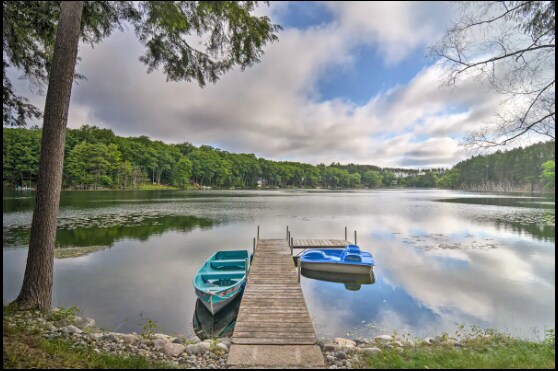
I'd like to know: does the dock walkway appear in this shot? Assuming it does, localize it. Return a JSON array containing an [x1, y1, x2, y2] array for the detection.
[[227, 238, 324, 367]]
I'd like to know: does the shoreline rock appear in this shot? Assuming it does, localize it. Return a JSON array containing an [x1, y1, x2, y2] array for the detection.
[[5, 307, 510, 369]]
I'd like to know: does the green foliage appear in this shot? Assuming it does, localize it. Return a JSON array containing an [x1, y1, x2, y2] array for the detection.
[[363, 331, 555, 369], [454, 141, 555, 191], [437, 168, 461, 189], [141, 318, 158, 339], [362, 170, 383, 187], [541, 161, 555, 190]]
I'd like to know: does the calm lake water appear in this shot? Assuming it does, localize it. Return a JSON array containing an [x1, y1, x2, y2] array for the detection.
[[3, 189, 555, 340]]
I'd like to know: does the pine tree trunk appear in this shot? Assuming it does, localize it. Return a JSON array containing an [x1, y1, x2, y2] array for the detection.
[[15, 1, 84, 310]]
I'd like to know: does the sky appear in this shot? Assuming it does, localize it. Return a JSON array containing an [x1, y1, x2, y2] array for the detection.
[[8, 1, 544, 168]]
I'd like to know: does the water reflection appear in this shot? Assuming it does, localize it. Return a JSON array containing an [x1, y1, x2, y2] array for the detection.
[[439, 197, 555, 209], [3, 215, 215, 250], [193, 294, 242, 340], [301, 268, 375, 291], [2, 189, 555, 340]]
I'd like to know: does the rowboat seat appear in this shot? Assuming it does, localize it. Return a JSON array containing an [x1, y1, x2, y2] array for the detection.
[[210, 259, 246, 270]]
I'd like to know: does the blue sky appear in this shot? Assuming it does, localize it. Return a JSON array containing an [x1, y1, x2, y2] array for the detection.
[[11, 1, 543, 168], [278, 2, 432, 105]]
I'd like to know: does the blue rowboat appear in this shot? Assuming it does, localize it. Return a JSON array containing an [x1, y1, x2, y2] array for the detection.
[[193, 250, 250, 315], [300, 245, 374, 275]]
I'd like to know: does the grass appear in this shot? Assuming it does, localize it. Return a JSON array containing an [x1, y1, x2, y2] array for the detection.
[[363, 333, 555, 369], [3, 305, 176, 369]]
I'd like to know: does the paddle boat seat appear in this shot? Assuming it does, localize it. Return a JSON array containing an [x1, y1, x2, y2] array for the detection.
[[210, 259, 246, 270], [302, 251, 328, 260], [340, 245, 363, 262]]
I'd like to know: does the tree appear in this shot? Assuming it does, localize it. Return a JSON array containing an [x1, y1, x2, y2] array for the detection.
[[171, 157, 192, 188], [7, 1, 280, 310], [362, 170, 383, 188], [541, 160, 555, 189], [15, 1, 84, 310], [431, 1, 555, 148]]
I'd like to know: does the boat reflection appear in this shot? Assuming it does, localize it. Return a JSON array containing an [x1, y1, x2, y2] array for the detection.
[[301, 268, 375, 291], [192, 292, 242, 340]]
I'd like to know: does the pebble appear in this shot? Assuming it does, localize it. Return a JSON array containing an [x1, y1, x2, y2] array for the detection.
[[374, 334, 393, 344], [335, 337, 356, 348], [323, 343, 339, 352], [336, 351, 348, 360]]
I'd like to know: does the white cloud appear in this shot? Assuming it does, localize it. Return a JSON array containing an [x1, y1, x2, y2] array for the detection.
[[7, 1, 540, 168]]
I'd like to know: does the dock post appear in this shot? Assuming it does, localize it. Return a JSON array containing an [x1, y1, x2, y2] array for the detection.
[[345, 226, 347, 240], [253, 237, 256, 254], [286, 226, 289, 240], [257, 225, 260, 240], [354, 230, 357, 245], [297, 259, 301, 283], [288, 231, 291, 244], [291, 237, 293, 249]]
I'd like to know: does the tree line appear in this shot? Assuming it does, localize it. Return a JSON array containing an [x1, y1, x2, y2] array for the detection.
[[3, 126, 555, 192], [437, 141, 555, 192], [2, 126, 426, 190]]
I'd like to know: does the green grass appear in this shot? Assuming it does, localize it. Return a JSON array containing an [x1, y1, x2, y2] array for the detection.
[[363, 335, 555, 369], [3, 305, 175, 369]]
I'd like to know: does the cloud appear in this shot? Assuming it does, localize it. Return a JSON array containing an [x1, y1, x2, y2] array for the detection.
[[6, 2, 537, 169]]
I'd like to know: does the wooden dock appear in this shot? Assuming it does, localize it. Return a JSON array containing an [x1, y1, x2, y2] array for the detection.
[[292, 239, 351, 249], [227, 238, 324, 367]]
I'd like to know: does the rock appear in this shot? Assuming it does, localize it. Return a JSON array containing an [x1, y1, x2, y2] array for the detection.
[[336, 351, 348, 360], [324, 343, 339, 352], [121, 334, 139, 345], [393, 341, 404, 347], [422, 337, 434, 345], [197, 342, 210, 353], [153, 333, 172, 341], [103, 333, 120, 342], [216, 343, 228, 352], [354, 338, 371, 347], [185, 344, 208, 356], [361, 347, 382, 357], [326, 355, 336, 363], [217, 338, 232, 347], [153, 339, 167, 350], [173, 336, 188, 344], [75, 317, 96, 329], [61, 325, 82, 335], [93, 348, 101, 354], [163, 343, 185, 357], [335, 338, 356, 348], [374, 335, 392, 345], [345, 361, 352, 368]]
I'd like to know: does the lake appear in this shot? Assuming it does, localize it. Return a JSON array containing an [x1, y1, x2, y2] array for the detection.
[[3, 189, 555, 340]]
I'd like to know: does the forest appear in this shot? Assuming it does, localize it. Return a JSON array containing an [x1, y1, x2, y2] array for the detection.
[[3, 126, 555, 192]]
